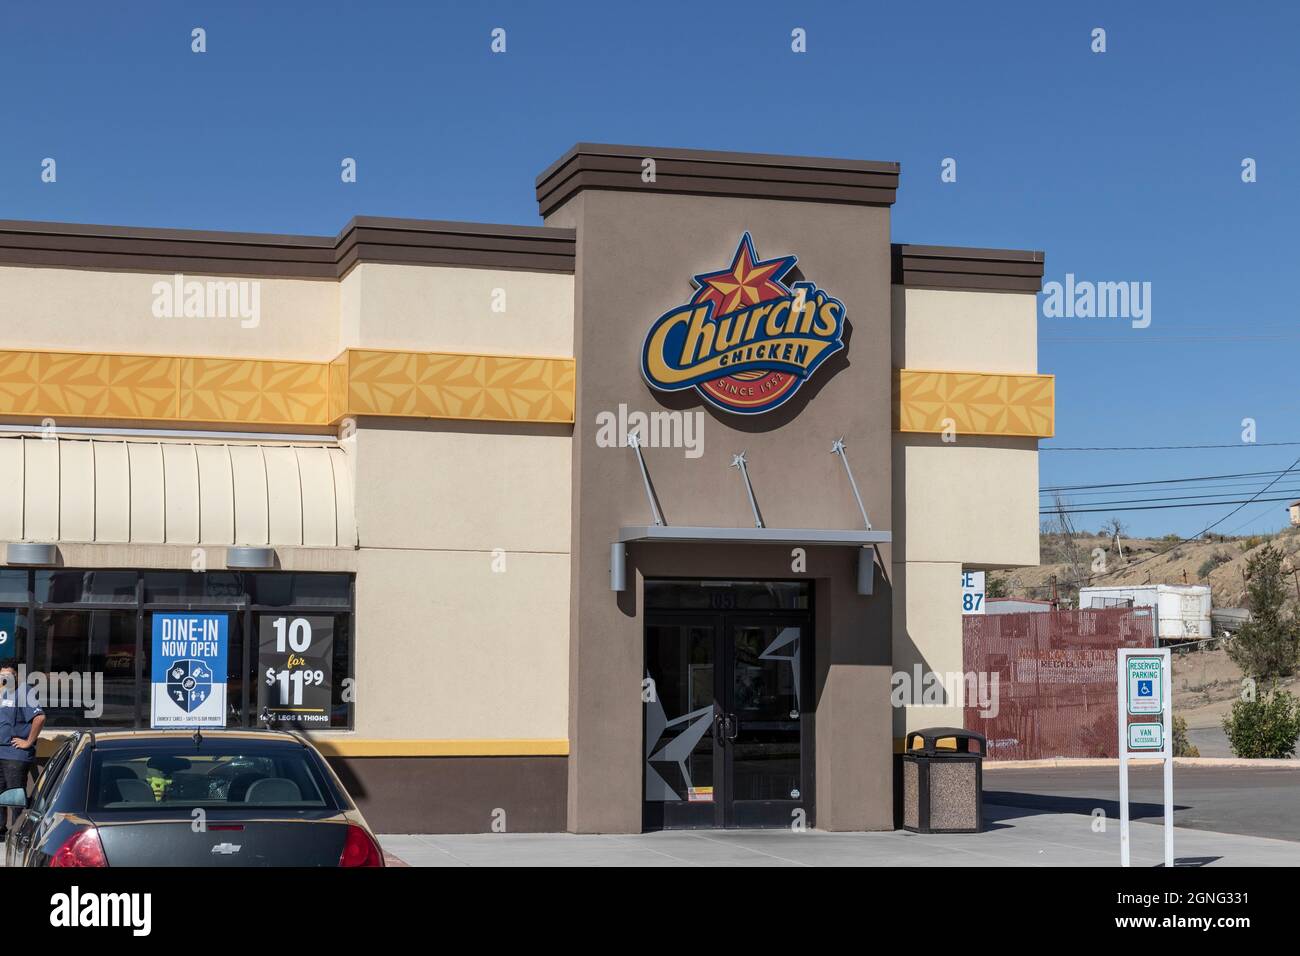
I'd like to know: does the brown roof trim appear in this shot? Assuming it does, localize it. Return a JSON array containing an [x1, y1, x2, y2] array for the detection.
[[0, 216, 576, 278], [892, 243, 1045, 294], [536, 143, 900, 217]]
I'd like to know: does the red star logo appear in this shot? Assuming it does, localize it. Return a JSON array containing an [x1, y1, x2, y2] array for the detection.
[[691, 233, 795, 316]]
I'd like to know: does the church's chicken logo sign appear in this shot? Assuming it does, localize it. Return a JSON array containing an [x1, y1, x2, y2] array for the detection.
[[641, 233, 846, 415]]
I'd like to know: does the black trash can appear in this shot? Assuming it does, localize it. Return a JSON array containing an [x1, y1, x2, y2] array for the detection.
[[901, 727, 986, 833]]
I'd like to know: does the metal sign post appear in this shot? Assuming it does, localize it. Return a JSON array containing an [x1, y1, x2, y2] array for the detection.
[[1116, 647, 1173, 867]]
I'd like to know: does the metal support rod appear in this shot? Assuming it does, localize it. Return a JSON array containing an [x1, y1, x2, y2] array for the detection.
[[1117, 652, 1130, 867], [731, 452, 763, 528], [1163, 657, 1174, 868], [831, 438, 872, 530], [628, 433, 665, 526]]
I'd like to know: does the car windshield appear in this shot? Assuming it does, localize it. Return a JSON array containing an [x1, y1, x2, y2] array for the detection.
[[88, 744, 335, 812]]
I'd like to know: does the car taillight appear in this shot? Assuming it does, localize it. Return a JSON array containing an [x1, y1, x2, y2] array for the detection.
[[50, 828, 108, 868], [338, 825, 384, 868]]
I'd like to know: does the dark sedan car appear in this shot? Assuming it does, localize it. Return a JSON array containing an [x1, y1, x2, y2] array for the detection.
[[2, 729, 384, 867]]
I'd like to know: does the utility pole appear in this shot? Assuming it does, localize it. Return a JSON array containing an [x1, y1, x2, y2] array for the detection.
[[1053, 494, 1087, 600], [1050, 574, 1059, 611]]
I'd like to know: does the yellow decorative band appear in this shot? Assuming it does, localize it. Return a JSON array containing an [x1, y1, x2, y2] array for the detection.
[[895, 368, 1054, 439], [343, 348, 575, 424], [0, 347, 575, 427]]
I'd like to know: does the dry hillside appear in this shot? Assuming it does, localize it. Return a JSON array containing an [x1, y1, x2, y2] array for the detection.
[[995, 525, 1300, 613], [998, 528, 1300, 740]]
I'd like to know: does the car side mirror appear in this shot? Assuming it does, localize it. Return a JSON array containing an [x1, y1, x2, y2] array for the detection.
[[0, 787, 27, 808]]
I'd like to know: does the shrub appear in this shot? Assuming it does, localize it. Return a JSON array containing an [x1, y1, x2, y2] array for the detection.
[[1228, 545, 1300, 680], [1221, 691, 1300, 759], [1172, 715, 1199, 757], [1197, 550, 1230, 579]]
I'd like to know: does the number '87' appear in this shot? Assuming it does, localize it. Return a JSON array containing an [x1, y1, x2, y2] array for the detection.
[[963, 594, 983, 611]]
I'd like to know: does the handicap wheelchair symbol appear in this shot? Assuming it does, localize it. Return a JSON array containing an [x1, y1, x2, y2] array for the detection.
[[1137, 679, 1153, 697], [166, 659, 213, 713]]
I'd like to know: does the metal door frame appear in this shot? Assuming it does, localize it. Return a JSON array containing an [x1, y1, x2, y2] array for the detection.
[[642, 579, 816, 831]]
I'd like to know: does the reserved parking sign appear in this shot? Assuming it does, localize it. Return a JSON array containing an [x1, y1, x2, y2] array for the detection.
[[1116, 646, 1173, 867], [1126, 655, 1163, 715]]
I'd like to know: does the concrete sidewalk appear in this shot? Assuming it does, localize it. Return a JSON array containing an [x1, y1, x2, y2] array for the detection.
[[378, 803, 1300, 867]]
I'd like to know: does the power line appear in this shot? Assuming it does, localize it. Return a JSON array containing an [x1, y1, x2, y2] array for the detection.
[[1043, 480, 1300, 501], [1016, 451, 1300, 593], [1043, 334, 1300, 343], [1042, 441, 1300, 452], [1041, 469, 1299, 493], [1042, 493, 1300, 515], [1221, 501, 1287, 538], [1043, 488, 1300, 511], [1045, 481, 1300, 504]]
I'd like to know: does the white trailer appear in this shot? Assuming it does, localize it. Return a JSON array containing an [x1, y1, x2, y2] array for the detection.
[[1077, 584, 1212, 643]]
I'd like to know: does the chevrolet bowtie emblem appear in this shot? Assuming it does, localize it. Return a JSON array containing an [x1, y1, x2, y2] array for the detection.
[[211, 842, 242, 855]]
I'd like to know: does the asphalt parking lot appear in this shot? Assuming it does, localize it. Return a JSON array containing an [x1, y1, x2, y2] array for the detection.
[[985, 764, 1300, 844], [377, 763, 1300, 866]]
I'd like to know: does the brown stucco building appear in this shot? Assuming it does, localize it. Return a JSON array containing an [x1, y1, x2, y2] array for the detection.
[[0, 143, 1050, 833]]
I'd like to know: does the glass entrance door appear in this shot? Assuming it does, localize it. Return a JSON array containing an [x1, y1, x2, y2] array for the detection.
[[725, 620, 806, 827], [643, 581, 812, 830]]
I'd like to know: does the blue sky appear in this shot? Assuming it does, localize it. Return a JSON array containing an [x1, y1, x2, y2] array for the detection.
[[2, 1, 1297, 538]]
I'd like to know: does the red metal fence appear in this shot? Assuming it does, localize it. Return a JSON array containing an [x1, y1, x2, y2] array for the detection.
[[962, 608, 1155, 760]]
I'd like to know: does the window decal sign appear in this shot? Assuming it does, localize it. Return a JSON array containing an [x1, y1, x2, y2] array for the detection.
[[150, 613, 228, 728], [0, 610, 14, 661], [258, 615, 334, 727], [641, 232, 847, 415]]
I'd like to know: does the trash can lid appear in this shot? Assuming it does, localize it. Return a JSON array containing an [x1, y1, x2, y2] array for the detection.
[[906, 727, 987, 756]]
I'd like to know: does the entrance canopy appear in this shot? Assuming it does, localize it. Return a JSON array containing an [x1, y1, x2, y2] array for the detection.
[[619, 526, 890, 546], [612, 526, 891, 596]]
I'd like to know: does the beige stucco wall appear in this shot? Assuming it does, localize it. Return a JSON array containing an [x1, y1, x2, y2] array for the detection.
[[338, 262, 574, 356], [350, 548, 569, 739], [349, 417, 572, 740], [891, 559, 965, 734], [0, 259, 577, 747], [892, 434, 1039, 568], [0, 261, 575, 363], [0, 265, 340, 360], [891, 287, 1038, 372], [891, 284, 1042, 736]]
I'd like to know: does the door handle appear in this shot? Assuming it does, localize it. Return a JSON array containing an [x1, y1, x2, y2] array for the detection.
[[726, 713, 739, 741]]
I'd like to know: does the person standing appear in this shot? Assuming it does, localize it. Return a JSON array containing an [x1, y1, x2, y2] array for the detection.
[[0, 659, 44, 842]]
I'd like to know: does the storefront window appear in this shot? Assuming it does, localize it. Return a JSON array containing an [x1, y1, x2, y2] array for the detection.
[[645, 580, 810, 611], [142, 572, 245, 605], [254, 612, 350, 729], [142, 610, 246, 728], [37, 570, 137, 604], [0, 609, 28, 665], [247, 573, 351, 608], [31, 608, 137, 727], [0, 569, 353, 730], [0, 569, 29, 604]]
